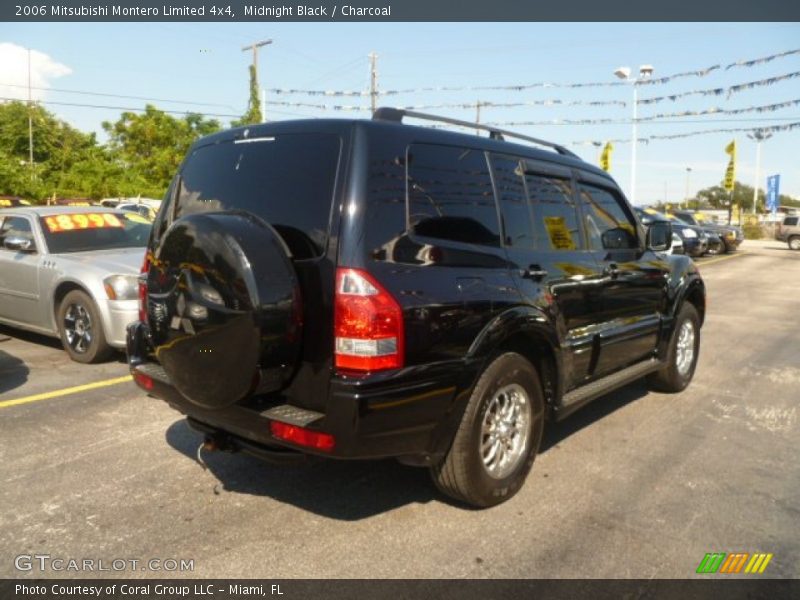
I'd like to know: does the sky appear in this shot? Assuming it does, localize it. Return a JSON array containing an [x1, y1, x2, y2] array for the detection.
[[1, 22, 799, 203]]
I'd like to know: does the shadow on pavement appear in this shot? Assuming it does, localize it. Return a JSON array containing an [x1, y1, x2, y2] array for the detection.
[[0, 324, 62, 351], [541, 380, 649, 453], [165, 419, 437, 520], [163, 380, 652, 518], [0, 325, 127, 364], [0, 348, 30, 395]]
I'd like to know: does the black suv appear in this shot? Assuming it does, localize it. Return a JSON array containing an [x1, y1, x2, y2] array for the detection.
[[671, 210, 743, 253], [127, 109, 705, 507]]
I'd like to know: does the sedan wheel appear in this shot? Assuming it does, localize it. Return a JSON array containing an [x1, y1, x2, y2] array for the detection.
[[57, 289, 113, 363]]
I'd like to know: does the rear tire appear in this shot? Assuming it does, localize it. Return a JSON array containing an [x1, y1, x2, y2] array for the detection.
[[789, 236, 800, 251], [430, 352, 545, 508], [647, 303, 700, 393], [57, 290, 113, 364]]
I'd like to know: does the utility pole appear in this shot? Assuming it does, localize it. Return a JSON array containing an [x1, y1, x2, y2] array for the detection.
[[242, 39, 272, 121], [27, 48, 34, 181], [369, 52, 378, 114]]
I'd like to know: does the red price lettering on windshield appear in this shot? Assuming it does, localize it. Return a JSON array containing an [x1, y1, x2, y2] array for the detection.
[[44, 213, 123, 233]]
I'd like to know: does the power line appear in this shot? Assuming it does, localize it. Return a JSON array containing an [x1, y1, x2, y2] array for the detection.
[[0, 97, 240, 118], [0, 82, 238, 110]]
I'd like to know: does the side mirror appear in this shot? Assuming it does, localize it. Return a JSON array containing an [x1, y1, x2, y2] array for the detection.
[[4, 236, 35, 253], [646, 221, 672, 252]]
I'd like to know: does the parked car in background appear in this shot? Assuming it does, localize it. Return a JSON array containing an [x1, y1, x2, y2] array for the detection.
[[117, 203, 158, 221], [0, 206, 151, 363], [776, 215, 800, 250], [671, 232, 685, 255], [0, 196, 30, 208], [670, 210, 743, 253], [635, 207, 706, 257]]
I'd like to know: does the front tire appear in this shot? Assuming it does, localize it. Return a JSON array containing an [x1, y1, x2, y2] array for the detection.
[[789, 236, 800, 251], [57, 290, 113, 364], [430, 352, 545, 508], [647, 303, 700, 393]]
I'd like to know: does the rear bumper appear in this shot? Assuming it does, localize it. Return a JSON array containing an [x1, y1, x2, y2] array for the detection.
[[126, 321, 464, 462]]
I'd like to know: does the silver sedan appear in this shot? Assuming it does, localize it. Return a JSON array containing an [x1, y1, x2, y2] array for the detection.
[[0, 206, 151, 363]]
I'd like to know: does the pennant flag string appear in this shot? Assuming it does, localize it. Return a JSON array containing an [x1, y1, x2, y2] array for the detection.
[[725, 48, 800, 70], [265, 48, 800, 98], [569, 121, 800, 146], [639, 71, 800, 105]]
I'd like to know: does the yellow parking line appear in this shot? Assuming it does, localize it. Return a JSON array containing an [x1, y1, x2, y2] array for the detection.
[[699, 251, 747, 266], [0, 375, 133, 409]]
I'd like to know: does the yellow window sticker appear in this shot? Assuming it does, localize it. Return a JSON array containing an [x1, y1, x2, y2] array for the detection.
[[543, 216, 576, 250]]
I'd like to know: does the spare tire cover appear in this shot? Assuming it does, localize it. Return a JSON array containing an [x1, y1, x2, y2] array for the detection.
[[147, 211, 302, 409]]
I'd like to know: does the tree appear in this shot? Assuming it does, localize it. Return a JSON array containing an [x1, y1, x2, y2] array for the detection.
[[695, 181, 765, 212], [103, 105, 220, 197], [232, 64, 262, 127], [0, 100, 103, 201]]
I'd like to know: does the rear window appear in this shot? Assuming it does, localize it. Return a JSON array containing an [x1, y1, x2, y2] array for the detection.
[[175, 132, 341, 259], [40, 212, 151, 254]]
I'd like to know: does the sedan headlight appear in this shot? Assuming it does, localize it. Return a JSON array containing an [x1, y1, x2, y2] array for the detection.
[[103, 274, 139, 300], [681, 228, 697, 239]]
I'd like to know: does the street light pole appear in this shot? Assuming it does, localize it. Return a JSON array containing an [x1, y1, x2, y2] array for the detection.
[[748, 130, 772, 215], [614, 64, 653, 206], [684, 167, 692, 210], [631, 84, 638, 205]]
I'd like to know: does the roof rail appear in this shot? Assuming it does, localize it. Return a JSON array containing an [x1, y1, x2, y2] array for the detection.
[[372, 107, 579, 159]]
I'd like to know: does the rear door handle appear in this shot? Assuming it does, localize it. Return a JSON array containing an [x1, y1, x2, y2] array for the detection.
[[522, 265, 548, 280]]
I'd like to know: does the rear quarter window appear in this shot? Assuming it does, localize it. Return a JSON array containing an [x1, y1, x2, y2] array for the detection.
[[406, 143, 500, 247], [785, 217, 799, 226], [175, 132, 341, 259]]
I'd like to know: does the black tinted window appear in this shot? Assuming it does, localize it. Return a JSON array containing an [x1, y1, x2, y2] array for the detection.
[[492, 155, 534, 248], [578, 184, 638, 251], [176, 133, 341, 258], [407, 144, 500, 246], [40, 212, 151, 254], [526, 173, 581, 250], [785, 217, 798, 226], [365, 153, 408, 260]]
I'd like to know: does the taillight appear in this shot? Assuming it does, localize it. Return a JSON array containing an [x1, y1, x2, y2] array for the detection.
[[132, 371, 154, 391], [270, 421, 335, 452], [334, 268, 404, 372], [138, 253, 150, 323]]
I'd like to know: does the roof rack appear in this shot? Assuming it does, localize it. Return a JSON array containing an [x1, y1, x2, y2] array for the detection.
[[372, 107, 579, 159]]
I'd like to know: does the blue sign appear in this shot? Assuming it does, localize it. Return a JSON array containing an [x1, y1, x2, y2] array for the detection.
[[766, 174, 780, 213]]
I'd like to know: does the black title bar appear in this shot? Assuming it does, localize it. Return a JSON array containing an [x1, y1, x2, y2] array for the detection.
[[4, 0, 800, 22]]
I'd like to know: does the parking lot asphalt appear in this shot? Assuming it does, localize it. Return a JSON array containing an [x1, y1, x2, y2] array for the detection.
[[1, 240, 798, 579]]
